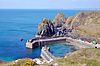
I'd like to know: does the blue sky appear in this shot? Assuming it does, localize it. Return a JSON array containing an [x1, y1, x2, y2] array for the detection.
[[0, 0, 100, 9]]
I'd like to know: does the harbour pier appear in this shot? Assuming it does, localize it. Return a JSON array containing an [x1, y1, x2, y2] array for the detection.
[[26, 37, 100, 49], [40, 46, 55, 63], [26, 37, 67, 49]]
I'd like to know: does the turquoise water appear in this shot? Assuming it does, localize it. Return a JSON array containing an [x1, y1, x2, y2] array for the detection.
[[48, 43, 74, 57], [0, 9, 98, 62]]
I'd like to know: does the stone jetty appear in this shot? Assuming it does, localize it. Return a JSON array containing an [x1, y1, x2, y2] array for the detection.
[[40, 46, 55, 63], [26, 37, 66, 49], [26, 37, 100, 49]]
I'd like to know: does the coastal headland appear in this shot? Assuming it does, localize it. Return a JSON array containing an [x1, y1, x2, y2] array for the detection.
[[1, 12, 100, 66], [36, 12, 100, 44]]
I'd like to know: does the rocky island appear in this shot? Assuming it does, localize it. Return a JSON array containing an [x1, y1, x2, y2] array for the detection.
[[1, 12, 100, 66]]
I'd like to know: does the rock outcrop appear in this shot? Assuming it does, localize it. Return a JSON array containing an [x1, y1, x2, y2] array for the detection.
[[36, 12, 100, 43], [62, 12, 100, 43], [64, 12, 100, 29], [37, 18, 55, 37], [53, 13, 66, 28]]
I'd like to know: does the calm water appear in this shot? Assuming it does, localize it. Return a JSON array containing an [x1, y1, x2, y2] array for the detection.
[[0, 9, 98, 62], [48, 43, 74, 57]]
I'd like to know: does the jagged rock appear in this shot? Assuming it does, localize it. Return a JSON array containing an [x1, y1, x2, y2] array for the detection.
[[64, 12, 100, 29], [53, 13, 66, 28], [63, 12, 100, 42], [65, 16, 74, 29], [36, 12, 100, 43], [37, 18, 55, 37]]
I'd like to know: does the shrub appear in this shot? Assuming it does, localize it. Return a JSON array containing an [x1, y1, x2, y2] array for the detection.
[[21, 60, 36, 66]]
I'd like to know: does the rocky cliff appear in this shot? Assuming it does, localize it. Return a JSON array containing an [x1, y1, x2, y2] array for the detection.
[[64, 12, 100, 43], [53, 13, 66, 28], [37, 18, 55, 37], [36, 12, 100, 43]]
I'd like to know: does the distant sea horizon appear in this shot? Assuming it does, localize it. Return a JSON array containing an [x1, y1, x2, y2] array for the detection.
[[0, 9, 99, 62], [0, 8, 100, 10]]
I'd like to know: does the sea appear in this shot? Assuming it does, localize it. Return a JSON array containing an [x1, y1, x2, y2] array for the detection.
[[0, 9, 99, 62]]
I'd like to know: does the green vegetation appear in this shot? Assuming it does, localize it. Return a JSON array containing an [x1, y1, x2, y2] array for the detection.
[[14, 59, 36, 66], [56, 48, 100, 66], [63, 12, 100, 42], [0, 59, 37, 66]]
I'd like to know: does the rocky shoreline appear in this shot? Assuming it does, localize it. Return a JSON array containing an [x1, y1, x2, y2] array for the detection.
[[36, 12, 100, 44], [1, 12, 100, 66]]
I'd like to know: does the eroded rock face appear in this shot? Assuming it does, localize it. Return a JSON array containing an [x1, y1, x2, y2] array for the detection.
[[37, 18, 55, 37], [63, 12, 100, 42], [53, 13, 66, 28], [64, 12, 100, 30], [36, 12, 100, 43]]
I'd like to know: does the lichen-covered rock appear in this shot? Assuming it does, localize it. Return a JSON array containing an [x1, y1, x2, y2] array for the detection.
[[36, 12, 100, 43], [64, 12, 100, 29], [63, 12, 100, 42], [53, 13, 66, 28], [37, 18, 55, 37]]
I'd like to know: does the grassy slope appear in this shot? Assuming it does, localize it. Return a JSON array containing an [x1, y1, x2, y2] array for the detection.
[[64, 12, 100, 42], [56, 48, 100, 66]]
